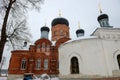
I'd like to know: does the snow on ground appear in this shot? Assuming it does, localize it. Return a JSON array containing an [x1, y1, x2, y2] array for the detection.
[[0, 77, 7, 80], [0, 77, 59, 80]]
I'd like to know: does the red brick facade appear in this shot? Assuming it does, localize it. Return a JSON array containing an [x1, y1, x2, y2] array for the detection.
[[8, 19, 70, 76]]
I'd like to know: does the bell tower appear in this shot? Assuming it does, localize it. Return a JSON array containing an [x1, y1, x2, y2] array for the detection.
[[51, 12, 70, 41]]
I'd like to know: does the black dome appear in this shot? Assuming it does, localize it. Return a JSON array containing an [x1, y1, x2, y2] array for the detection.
[[51, 17, 69, 27], [41, 26, 49, 32], [97, 14, 108, 21], [76, 29, 84, 34]]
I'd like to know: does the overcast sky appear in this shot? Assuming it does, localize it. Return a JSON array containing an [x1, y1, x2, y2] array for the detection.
[[28, 0, 120, 41], [2, 0, 120, 69]]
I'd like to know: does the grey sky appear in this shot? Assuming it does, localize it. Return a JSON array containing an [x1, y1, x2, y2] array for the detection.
[[2, 0, 120, 69]]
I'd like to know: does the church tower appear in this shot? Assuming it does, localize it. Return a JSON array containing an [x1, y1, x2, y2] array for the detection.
[[51, 12, 70, 41]]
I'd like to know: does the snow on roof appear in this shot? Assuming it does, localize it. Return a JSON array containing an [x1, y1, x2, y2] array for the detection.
[[62, 36, 98, 45], [51, 41, 56, 46]]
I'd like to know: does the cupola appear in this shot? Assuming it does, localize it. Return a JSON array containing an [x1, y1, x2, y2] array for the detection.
[[97, 4, 112, 28], [76, 22, 84, 37], [40, 26, 49, 39], [97, 13, 110, 27], [51, 17, 69, 27], [76, 29, 84, 37]]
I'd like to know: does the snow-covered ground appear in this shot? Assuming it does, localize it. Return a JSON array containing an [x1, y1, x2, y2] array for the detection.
[[0, 77, 7, 80], [0, 77, 59, 80], [11, 78, 58, 80], [0, 74, 59, 80]]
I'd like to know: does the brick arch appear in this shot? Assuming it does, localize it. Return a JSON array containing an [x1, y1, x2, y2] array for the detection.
[[35, 38, 52, 46]]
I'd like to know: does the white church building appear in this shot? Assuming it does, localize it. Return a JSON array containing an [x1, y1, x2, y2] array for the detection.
[[59, 12, 120, 78]]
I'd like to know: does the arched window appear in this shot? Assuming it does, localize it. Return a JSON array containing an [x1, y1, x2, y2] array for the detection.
[[42, 43, 45, 48], [70, 57, 79, 74], [37, 44, 40, 52], [42, 43, 45, 52], [46, 45, 50, 52], [37, 44, 40, 48], [21, 59, 27, 70], [117, 55, 120, 69], [44, 59, 48, 70], [36, 59, 41, 70], [60, 30, 63, 36]]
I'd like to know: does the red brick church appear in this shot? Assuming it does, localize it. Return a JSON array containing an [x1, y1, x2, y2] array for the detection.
[[8, 16, 71, 76]]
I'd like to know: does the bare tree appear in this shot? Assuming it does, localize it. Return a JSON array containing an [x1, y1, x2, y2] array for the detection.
[[0, 0, 44, 62], [6, 17, 31, 49]]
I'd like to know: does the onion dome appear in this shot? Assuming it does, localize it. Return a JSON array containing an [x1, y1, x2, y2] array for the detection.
[[40, 26, 49, 39], [76, 29, 84, 37], [97, 14, 108, 21], [97, 13, 110, 27], [41, 26, 49, 32], [76, 29, 84, 34], [97, 4, 111, 27], [51, 17, 69, 27], [23, 41, 27, 47]]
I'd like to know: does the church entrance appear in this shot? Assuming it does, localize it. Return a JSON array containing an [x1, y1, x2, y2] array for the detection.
[[70, 57, 79, 74], [117, 54, 120, 69]]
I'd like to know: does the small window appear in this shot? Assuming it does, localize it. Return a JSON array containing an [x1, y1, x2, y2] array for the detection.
[[42, 43, 45, 52], [37, 44, 41, 52], [44, 59, 48, 70], [71, 57, 79, 74], [60, 30, 63, 36], [21, 59, 27, 70], [37, 44, 40, 48], [42, 43, 45, 48], [36, 59, 41, 70], [46, 45, 50, 52]]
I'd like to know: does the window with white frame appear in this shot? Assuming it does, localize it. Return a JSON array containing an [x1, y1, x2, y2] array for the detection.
[[44, 59, 48, 70], [21, 59, 27, 70], [36, 59, 41, 70]]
